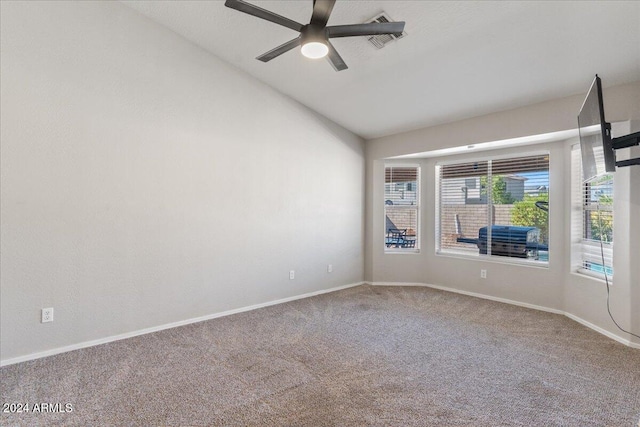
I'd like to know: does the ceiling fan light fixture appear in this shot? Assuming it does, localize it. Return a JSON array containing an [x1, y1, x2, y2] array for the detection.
[[301, 41, 328, 59], [224, 0, 406, 71], [300, 24, 329, 59]]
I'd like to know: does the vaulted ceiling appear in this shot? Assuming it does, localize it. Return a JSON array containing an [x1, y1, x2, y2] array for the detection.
[[122, 1, 640, 139]]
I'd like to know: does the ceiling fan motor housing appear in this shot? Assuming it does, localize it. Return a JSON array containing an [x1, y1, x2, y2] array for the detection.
[[301, 25, 328, 45], [224, 0, 405, 71]]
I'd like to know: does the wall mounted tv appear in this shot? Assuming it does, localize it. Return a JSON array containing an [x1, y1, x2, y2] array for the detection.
[[577, 75, 640, 183]]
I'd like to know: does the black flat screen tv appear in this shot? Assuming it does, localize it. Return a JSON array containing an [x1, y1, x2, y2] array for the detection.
[[577, 75, 616, 183]]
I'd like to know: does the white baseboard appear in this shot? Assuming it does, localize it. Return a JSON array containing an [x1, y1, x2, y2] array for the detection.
[[564, 312, 640, 349], [3, 280, 636, 366], [371, 281, 640, 349], [0, 281, 366, 367]]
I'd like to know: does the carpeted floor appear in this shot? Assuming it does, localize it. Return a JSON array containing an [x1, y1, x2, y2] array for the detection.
[[1, 284, 639, 426]]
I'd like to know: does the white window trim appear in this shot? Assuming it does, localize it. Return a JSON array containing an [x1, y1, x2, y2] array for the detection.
[[434, 149, 551, 167], [570, 143, 614, 282], [435, 151, 550, 266], [384, 164, 421, 254]]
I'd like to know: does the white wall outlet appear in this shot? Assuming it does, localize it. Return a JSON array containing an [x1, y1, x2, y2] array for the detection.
[[289, 270, 295, 280], [480, 269, 487, 279], [41, 307, 54, 323], [327, 264, 333, 273]]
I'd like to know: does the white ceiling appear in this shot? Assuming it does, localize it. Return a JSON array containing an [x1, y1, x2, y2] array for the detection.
[[122, 1, 640, 140]]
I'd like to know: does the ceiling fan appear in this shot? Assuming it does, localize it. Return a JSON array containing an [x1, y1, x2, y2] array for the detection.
[[224, 0, 405, 71]]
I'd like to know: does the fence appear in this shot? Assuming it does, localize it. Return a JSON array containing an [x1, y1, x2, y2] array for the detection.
[[440, 204, 515, 250], [385, 207, 417, 237]]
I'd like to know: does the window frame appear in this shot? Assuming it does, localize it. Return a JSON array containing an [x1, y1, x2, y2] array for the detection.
[[571, 144, 614, 281], [435, 150, 550, 267], [384, 164, 421, 254]]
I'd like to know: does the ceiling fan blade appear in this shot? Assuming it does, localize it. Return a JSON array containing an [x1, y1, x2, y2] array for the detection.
[[326, 40, 347, 71], [256, 37, 301, 62], [310, 0, 336, 27], [327, 22, 405, 38], [225, 0, 303, 32]]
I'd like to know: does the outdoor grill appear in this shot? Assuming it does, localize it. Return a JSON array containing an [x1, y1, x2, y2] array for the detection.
[[457, 225, 545, 259]]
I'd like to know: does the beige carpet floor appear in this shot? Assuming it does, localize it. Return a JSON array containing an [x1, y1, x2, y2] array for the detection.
[[1, 284, 639, 426]]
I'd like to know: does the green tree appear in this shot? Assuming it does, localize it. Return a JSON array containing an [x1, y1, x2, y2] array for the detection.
[[510, 193, 549, 243], [480, 176, 516, 204], [589, 194, 613, 242]]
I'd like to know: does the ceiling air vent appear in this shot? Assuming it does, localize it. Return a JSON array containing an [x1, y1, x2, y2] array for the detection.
[[366, 12, 406, 49]]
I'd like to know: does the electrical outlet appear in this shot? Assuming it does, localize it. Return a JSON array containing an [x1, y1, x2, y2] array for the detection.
[[327, 264, 333, 273], [42, 307, 54, 323], [480, 269, 487, 279], [289, 270, 295, 280]]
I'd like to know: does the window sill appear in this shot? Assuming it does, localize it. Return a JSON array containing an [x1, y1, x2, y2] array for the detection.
[[384, 249, 421, 255], [571, 269, 613, 285], [435, 250, 549, 269]]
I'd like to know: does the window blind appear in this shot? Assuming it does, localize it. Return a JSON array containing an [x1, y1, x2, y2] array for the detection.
[[385, 166, 419, 251], [571, 146, 614, 278], [436, 154, 549, 263]]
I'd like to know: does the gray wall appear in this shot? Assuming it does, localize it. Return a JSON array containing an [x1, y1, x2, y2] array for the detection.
[[365, 83, 640, 345], [0, 1, 365, 362], [634, 143, 640, 336]]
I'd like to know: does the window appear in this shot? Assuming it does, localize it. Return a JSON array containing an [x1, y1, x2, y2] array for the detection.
[[436, 154, 549, 264], [571, 146, 614, 278], [385, 166, 419, 251]]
